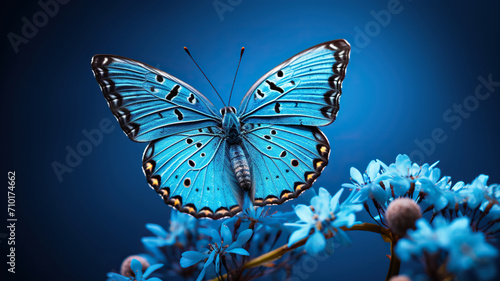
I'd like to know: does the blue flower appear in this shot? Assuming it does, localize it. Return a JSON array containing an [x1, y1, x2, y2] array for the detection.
[[446, 227, 498, 280], [378, 154, 440, 197], [419, 176, 455, 212], [142, 210, 196, 249], [342, 160, 389, 205], [460, 174, 490, 210], [481, 182, 500, 232], [107, 259, 163, 281], [235, 199, 295, 228], [284, 188, 362, 255], [396, 217, 498, 280], [180, 225, 253, 281]]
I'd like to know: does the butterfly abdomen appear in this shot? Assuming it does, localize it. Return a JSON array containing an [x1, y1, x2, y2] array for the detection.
[[229, 144, 252, 192]]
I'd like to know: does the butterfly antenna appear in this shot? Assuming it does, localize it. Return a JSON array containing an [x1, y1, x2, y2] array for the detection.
[[228, 47, 245, 106], [184, 47, 226, 107]]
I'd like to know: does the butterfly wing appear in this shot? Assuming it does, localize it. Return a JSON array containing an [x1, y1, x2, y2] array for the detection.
[[143, 126, 242, 219], [91, 55, 221, 142], [237, 39, 350, 126], [241, 123, 330, 206]]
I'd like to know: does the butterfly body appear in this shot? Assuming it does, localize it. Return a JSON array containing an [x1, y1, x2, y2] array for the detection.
[[91, 39, 350, 219], [220, 106, 253, 194]]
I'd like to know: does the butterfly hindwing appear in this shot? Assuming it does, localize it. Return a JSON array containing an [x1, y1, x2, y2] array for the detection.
[[91, 55, 221, 142], [142, 126, 242, 219], [241, 123, 330, 206], [237, 39, 350, 127]]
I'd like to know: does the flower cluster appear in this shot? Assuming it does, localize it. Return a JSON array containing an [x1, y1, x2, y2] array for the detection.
[[396, 216, 498, 280], [106, 154, 499, 281], [344, 154, 500, 236]]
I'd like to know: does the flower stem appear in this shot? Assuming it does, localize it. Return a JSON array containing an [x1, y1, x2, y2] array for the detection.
[[385, 237, 401, 281], [207, 223, 389, 281]]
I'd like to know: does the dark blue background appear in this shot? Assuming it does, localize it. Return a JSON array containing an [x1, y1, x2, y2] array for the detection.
[[2, 0, 499, 280]]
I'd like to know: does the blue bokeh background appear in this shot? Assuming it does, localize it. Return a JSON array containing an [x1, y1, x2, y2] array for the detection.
[[2, 0, 499, 280]]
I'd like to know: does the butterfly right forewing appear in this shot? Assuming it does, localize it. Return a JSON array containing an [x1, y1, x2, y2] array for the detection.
[[237, 39, 350, 127]]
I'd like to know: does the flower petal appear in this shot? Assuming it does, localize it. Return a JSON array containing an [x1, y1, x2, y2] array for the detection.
[[143, 263, 163, 278], [305, 231, 326, 255], [294, 204, 315, 223], [145, 224, 168, 238], [366, 160, 380, 181], [226, 247, 250, 256], [227, 229, 253, 251], [196, 266, 208, 281], [129, 259, 145, 278], [330, 188, 344, 212], [350, 167, 364, 185], [341, 183, 357, 189], [180, 251, 207, 268], [106, 272, 130, 281], [215, 254, 221, 276], [287, 225, 312, 247], [205, 251, 217, 268], [221, 224, 232, 246]]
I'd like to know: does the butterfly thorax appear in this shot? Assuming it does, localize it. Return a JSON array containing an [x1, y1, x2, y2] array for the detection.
[[221, 106, 242, 145], [221, 106, 252, 193]]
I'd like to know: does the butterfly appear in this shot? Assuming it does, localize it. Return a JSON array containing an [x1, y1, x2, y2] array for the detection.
[[91, 39, 350, 219]]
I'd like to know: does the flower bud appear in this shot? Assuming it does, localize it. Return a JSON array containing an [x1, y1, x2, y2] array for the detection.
[[120, 255, 149, 277], [385, 198, 422, 237]]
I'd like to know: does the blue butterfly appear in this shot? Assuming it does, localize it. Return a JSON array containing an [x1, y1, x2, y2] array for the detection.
[[91, 39, 350, 219]]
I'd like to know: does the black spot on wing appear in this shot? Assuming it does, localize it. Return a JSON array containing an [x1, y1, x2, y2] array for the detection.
[[274, 102, 281, 113], [166, 85, 180, 101], [265, 80, 284, 94], [188, 93, 196, 104], [174, 109, 183, 120], [256, 89, 265, 98]]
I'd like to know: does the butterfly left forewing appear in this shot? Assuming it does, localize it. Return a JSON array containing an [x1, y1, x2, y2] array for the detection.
[[92, 55, 221, 142], [241, 123, 330, 206], [237, 39, 350, 127]]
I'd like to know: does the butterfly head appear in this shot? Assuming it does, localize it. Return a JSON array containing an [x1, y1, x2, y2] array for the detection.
[[220, 106, 237, 116]]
